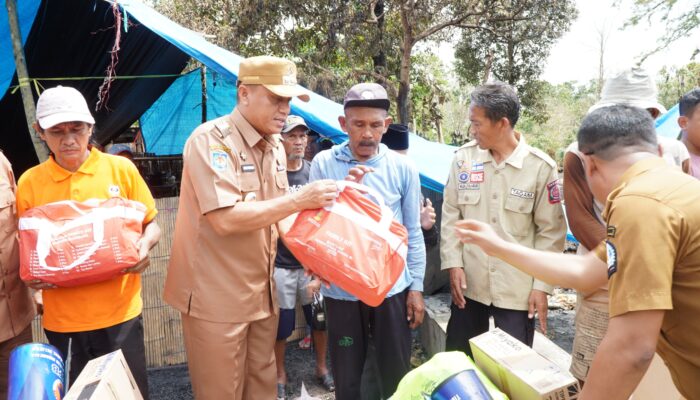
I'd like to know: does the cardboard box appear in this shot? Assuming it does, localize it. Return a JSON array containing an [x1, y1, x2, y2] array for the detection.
[[65, 350, 143, 400], [470, 328, 580, 400]]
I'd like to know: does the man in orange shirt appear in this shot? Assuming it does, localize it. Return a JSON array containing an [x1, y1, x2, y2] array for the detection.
[[16, 86, 161, 398]]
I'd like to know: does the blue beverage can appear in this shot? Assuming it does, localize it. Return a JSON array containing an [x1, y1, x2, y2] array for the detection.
[[431, 369, 493, 400], [7, 343, 65, 400]]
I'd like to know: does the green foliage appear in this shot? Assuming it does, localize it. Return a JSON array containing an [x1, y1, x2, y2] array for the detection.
[[623, 0, 700, 60], [656, 62, 700, 109], [454, 0, 577, 124], [518, 81, 598, 164]]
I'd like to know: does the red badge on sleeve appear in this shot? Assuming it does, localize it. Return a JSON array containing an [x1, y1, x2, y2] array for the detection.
[[547, 180, 561, 204]]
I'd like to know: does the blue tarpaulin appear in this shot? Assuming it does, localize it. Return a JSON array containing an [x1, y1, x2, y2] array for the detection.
[[0, 0, 41, 96], [122, 0, 455, 193], [655, 104, 681, 139], [140, 69, 237, 156]]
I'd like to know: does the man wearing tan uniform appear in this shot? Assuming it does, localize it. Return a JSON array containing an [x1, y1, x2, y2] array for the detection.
[[164, 56, 338, 399], [564, 67, 689, 383], [0, 152, 34, 398], [441, 83, 566, 357], [455, 105, 700, 399]]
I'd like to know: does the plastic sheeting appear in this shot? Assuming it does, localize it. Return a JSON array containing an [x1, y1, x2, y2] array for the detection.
[[0, 0, 41, 96], [140, 69, 237, 155], [655, 104, 681, 139]]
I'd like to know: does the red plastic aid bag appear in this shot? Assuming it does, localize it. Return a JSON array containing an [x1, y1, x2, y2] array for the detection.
[[18, 197, 146, 287], [283, 181, 408, 306]]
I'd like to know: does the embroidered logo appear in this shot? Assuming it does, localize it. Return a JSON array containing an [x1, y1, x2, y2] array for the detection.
[[546, 180, 561, 204], [458, 172, 470, 183], [108, 185, 120, 197], [338, 336, 354, 347], [210, 150, 229, 171], [470, 171, 484, 183], [606, 241, 618, 278]]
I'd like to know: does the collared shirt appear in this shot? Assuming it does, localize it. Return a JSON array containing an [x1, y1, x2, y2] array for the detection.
[[16, 148, 157, 332], [593, 157, 700, 399], [164, 108, 288, 323], [0, 152, 34, 342], [309, 142, 426, 301], [441, 133, 566, 311]]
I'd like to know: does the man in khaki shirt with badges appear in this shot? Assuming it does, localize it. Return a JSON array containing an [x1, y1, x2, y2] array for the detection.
[[441, 83, 566, 357], [455, 105, 700, 399], [164, 56, 338, 399], [0, 152, 34, 398]]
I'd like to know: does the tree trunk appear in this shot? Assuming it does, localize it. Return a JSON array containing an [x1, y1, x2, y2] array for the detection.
[[371, 0, 387, 73], [398, 1, 414, 125], [6, 0, 49, 162]]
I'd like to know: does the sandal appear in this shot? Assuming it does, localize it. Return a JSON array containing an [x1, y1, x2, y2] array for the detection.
[[299, 335, 311, 350], [277, 383, 285, 400], [318, 373, 335, 392]]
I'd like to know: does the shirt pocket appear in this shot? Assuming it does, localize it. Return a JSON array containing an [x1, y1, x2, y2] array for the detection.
[[0, 190, 16, 233], [275, 171, 288, 191], [457, 190, 480, 205], [239, 172, 261, 197], [504, 195, 534, 237]]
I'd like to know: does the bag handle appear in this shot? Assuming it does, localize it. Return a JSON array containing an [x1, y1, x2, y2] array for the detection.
[[29, 211, 106, 272], [333, 180, 394, 230]]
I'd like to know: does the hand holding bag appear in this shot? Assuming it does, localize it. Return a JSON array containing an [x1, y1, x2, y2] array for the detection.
[[283, 181, 408, 306]]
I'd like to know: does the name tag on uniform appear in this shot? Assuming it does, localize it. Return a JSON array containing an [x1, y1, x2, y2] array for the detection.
[[242, 164, 256, 173], [510, 188, 534, 199]]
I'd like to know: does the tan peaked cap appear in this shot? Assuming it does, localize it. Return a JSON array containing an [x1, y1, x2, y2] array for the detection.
[[238, 56, 310, 102]]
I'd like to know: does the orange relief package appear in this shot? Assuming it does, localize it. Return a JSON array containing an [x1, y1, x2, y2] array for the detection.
[[18, 197, 146, 287], [283, 181, 408, 306]]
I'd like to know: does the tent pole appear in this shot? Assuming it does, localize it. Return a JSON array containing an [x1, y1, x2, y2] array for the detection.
[[6, 0, 49, 162], [201, 65, 207, 123]]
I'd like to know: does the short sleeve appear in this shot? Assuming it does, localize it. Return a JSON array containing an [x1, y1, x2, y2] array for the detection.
[[605, 195, 678, 317], [124, 161, 158, 223], [184, 132, 242, 214]]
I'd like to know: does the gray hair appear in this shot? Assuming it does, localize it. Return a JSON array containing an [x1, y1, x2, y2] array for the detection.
[[578, 105, 657, 161], [470, 83, 521, 128]]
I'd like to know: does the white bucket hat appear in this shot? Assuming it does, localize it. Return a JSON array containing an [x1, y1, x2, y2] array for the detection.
[[588, 66, 667, 115], [36, 86, 95, 129]]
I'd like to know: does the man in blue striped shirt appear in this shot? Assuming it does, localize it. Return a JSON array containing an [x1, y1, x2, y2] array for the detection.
[[309, 82, 426, 400]]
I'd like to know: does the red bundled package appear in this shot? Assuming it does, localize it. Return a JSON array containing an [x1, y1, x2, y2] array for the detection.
[[283, 181, 408, 306], [18, 197, 146, 287]]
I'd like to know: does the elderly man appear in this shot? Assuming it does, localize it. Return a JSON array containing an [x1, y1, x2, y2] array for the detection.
[[0, 152, 34, 399], [441, 83, 566, 357], [16, 86, 161, 398], [164, 56, 337, 399], [309, 82, 426, 400], [274, 115, 333, 399], [456, 105, 700, 399]]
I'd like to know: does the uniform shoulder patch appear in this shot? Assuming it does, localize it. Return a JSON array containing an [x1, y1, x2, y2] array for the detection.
[[546, 180, 561, 204], [606, 241, 618, 278], [529, 147, 557, 168]]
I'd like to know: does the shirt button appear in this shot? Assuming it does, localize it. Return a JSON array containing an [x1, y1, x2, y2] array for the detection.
[[495, 170, 500, 175], [491, 217, 497, 224], [492, 194, 497, 200]]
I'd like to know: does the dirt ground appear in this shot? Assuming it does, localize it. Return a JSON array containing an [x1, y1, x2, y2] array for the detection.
[[147, 309, 576, 400]]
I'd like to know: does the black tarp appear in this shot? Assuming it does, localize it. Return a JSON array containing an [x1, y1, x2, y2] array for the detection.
[[0, 0, 189, 175]]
